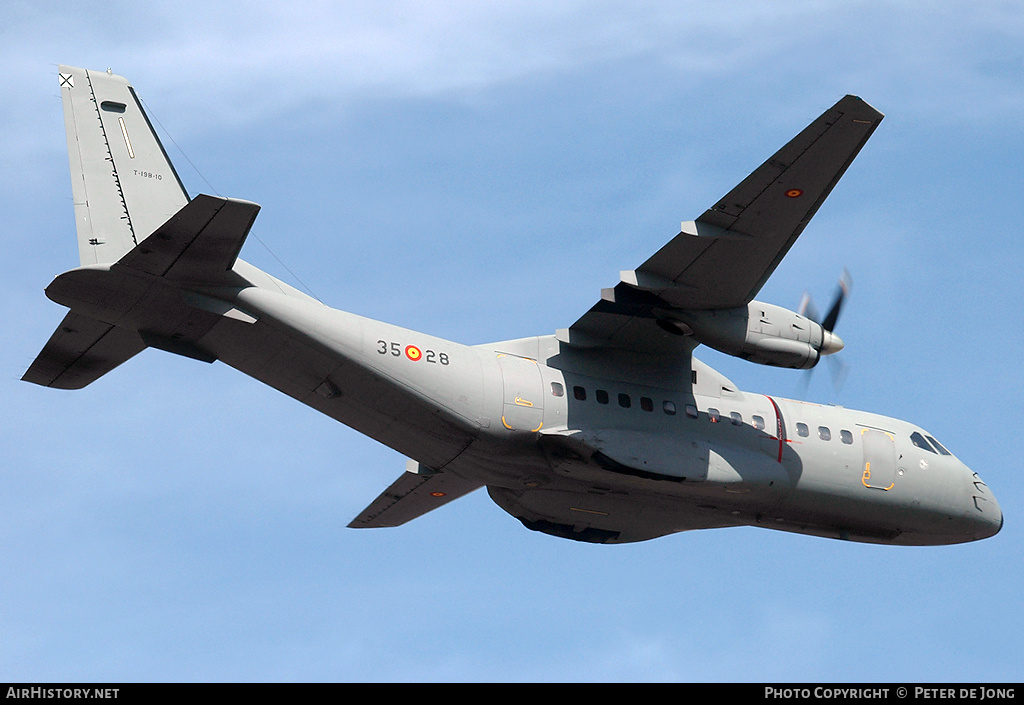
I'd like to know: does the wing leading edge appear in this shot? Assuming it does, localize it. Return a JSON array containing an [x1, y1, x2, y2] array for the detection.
[[563, 95, 883, 355]]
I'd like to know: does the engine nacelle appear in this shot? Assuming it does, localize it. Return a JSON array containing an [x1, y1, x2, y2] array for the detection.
[[674, 301, 842, 369]]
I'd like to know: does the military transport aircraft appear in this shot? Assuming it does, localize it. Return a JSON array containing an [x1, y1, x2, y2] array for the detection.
[[25, 66, 1002, 546]]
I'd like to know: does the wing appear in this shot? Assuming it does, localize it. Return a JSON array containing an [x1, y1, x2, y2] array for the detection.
[[348, 461, 483, 528], [562, 95, 883, 354]]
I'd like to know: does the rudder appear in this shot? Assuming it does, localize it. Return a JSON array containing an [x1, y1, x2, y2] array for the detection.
[[59, 65, 189, 266]]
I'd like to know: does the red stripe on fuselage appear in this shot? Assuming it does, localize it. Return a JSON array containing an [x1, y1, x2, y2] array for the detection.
[[766, 395, 785, 463]]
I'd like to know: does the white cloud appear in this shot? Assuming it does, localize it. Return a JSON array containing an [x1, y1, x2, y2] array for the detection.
[[6, 1, 1024, 139]]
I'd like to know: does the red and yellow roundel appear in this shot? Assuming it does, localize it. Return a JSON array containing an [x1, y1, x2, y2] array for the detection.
[[785, 188, 804, 198], [405, 345, 423, 361]]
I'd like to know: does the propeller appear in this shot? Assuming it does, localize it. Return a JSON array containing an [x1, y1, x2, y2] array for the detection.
[[798, 268, 852, 395]]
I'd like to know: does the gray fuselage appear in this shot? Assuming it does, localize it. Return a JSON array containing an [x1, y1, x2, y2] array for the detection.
[[202, 267, 1001, 546]]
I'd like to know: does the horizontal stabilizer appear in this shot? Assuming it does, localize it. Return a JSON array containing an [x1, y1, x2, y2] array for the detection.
[[117, 194, 260, 282], [349, 464, 483, 529], [22, 312, 146, 389]]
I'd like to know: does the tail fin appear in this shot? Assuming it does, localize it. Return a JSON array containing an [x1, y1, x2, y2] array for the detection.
[[23, 194, 261, 389], [59, 65, 189, 265], [24, 68, 248, 390]]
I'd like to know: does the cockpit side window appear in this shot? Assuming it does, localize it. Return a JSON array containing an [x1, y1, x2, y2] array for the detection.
[[926, 435, 952, 455], [910, 431, 936, 453]]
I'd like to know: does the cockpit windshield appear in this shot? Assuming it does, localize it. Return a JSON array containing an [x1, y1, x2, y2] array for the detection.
[[926, 435, 952, 455], [910, 431, 953, 456]]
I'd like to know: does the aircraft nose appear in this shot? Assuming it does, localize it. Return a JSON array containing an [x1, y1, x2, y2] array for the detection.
[[965, 469, 1003, 540]]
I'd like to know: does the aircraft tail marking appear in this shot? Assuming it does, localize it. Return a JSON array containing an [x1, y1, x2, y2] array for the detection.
[[59, 65, 189, 266]]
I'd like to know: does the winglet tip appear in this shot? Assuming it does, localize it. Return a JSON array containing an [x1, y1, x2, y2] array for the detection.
[[840, 94, 884, 120]]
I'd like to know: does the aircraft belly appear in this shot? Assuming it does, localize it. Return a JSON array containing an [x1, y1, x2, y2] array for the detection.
[[487, 483, 741, 544]]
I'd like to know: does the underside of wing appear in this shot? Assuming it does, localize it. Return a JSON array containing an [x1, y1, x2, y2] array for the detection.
[[349, 463, 483, 529], [641, 95, 883, 310], [564, 95, 883, 355]]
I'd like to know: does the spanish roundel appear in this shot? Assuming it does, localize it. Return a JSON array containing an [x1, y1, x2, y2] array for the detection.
[[405, 345, 422, 361]]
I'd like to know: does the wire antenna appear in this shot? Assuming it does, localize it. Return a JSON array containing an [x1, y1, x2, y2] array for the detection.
[[140, 97, 323, 303]]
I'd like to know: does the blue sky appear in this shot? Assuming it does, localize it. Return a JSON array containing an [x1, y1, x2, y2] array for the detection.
[[2, 1, 1022, 682]]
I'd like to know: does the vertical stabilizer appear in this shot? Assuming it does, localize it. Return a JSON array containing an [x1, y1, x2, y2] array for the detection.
[[59, 65, 189, 265]]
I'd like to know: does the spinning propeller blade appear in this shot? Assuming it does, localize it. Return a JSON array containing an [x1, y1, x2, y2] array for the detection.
[[797, 269, 852, 395]]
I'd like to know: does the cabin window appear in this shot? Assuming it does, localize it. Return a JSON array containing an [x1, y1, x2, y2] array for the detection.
[[752, 415, 765, 431], [573, 385, 587, 401], [685, 404, 698, 419], [927, 435, 952, 456], [730, 412, 742, 426], [551, 382, 564, 397], [596, 389, 609, 404], [640, 396, 654, 412], [911, 431, 936, 454], [708, 408, 720, 423], [663, 401, 676, 415], [818, 426, 831, 441], [840, 429, 853, 444], [796, 423, 809, 437], [618, 393, 631, 408]]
